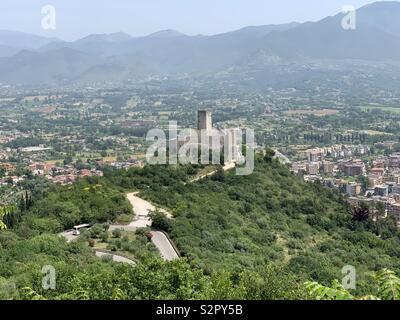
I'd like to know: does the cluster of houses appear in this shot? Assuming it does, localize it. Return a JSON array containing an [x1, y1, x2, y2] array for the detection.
[[1, 156, 144, 187], [291, 149, 400, 225], [24, 158, 143, 185], [28, 162, 104, 185], [291, 145, 370, 178]]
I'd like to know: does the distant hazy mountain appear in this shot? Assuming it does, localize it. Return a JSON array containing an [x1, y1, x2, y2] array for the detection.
[[0, 48, 101, 85], [1, 1, 400, 85], [146, 29, 187, 38], [0, 21, 299, 84], [0, 30, 60, 57], [357, 1, 400, 38], [0, 44, 20, 58], [39, 32, 133, 55], [259, 1, 400, 60]]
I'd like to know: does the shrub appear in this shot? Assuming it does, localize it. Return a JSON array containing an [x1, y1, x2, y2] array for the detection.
[[112, 228, 122, 238], [150, 211, 172, 232], [100, 232, 109, 242], [88, 239, 95, 247]]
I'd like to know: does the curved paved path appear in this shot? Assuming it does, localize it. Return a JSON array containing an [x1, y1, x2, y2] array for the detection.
[[108, 193, 179, 261], [150, 231, 179, 261], [273, 149, 291, 164], [190, 162, 235, 183], [109, 192, 171, 232], [59, 231, 136, 265], [59, 193, 179, 262]]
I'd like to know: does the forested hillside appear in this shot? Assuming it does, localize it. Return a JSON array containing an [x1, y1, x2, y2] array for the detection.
[[1, 154, 400, 299], [116, 155, 400, 295]]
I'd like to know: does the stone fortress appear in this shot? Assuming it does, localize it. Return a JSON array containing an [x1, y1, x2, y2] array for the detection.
[[195, 110, 244, 164]]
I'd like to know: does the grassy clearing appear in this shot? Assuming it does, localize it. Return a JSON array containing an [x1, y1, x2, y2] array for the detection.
[[361, 105, 400, 114]]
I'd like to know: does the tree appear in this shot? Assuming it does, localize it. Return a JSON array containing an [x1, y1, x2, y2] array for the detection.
[[374, 202, 386, 220], [19, 190, 33, 211], [375, 269, 400, 300], [150, 210, 172, 232], [357, 175, 370, 193], [63, 156, 73, 166], [100, 231, 109, 242], [350, 202, 370, 222], [0, 206, 16, 230], [88, 238, 95, 247], [211, 166, 225, 182], [305, 280, 354, 300], [90, 224, 105, 239], [264, 148, 276, 163], [305, 269, 400, 300], [112, 228, 122, 238]]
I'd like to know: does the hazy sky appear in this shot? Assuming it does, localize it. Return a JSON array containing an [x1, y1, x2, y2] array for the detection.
[[0, 0, 384, 40]]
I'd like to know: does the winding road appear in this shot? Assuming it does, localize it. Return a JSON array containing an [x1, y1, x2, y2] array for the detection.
[[59, 230, 136, 265], [112, 193, 179, 261], [190, 162, 236, 183], [150, 231, 179, 261], [60, 163, 238, 263], [109, 192, 171, 232], [273, 149, 291, 165], [59, 193, 179, 262]]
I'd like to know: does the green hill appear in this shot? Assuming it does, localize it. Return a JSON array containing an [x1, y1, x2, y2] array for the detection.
[[134, 156, 400, 293], [2, 155, 400, 299]]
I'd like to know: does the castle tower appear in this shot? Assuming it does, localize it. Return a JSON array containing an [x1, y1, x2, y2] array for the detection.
[[197, 110, 212, 132]]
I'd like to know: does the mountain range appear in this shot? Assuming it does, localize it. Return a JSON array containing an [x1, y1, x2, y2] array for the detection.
[[1, 1, 400, 85]]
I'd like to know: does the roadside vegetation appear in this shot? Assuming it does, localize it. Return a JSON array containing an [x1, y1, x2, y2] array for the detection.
[[2, 151, 400, 299]]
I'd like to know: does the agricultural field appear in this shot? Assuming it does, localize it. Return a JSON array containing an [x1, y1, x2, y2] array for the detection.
[[284, 109, 340, 117], [360, 105, 400, 114]]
